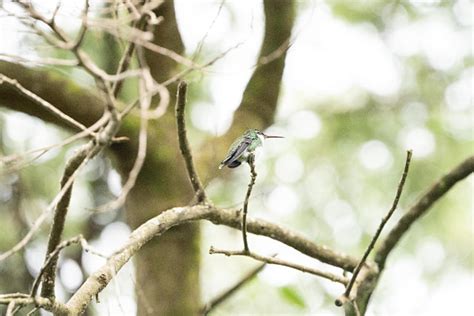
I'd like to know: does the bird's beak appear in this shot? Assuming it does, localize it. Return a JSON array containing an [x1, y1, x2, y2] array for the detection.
[[263, 134, 284, 139]]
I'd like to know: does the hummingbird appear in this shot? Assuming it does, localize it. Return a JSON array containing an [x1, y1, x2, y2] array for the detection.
[[219, 129, 284, 169]]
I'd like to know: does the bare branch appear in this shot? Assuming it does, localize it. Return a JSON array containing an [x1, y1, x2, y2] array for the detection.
[[242, 154, 257, 252], [0, 74, 93, 134], [375, 155, 474, 269], [0, 295, 68, 315], [175, 81, 207, 203], [0, 53, 79, 66], [343, 150, 412, 300], [40, 143, 101, 298], [211, 208, 360, 271], [209, 247, 349, 285], [65, 205, 355, 314], [0, 114, 109, 173]]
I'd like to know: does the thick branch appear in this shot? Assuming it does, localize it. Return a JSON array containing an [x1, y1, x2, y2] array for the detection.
[[40, 145, 91, 298], [375, 155, 474, 269], [66, 205, 356, 314]]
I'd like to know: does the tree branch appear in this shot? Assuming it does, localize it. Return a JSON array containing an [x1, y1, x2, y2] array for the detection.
[[0, 61, 104, 129], [175, 81, 207, 203], [335, 150, 412, 315], [65, 205, 355, 314], [338, 150, 412, 305], [347, 155, 474, 315], [0, 295, 69, 315], [375, 155, 474, 269], [210, 208, 360, 271], [209, 247, 349, 285], [0, 74, 93, 134], [40, 144, 92, 298]]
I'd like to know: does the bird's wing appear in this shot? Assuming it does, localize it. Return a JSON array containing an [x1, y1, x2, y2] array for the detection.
[[220, 136, 252, 168]]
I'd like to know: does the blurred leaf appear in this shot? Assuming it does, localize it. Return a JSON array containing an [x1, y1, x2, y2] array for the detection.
[[278, 286, 306, 309]]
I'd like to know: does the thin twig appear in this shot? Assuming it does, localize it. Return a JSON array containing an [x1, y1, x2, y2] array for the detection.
[[175, 81, 207, 203], [200, 261, 266, 315], [209, 247, 349, 285], [342, 150, 413, 299], [0, 114, 109, 173], [242, 154, 257, 252]]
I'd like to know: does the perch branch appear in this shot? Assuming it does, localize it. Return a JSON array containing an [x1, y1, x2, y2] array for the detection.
[[242, 154, 257, 252], [210, 208, 360, 271], [175, 81, 207, 203], [65, 205, 355, 314]]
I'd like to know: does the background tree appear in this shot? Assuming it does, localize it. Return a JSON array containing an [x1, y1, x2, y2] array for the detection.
[[0, 0, 472, 315]]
